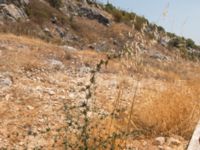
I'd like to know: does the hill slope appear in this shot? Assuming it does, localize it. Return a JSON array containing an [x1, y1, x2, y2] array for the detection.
[[0, 0, 199, 58], [0, 0, 200, 149]]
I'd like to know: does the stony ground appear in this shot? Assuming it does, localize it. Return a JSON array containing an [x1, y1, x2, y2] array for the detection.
[[0, 34, 197, 149]]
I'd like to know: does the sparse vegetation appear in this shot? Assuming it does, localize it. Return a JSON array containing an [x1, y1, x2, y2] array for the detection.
[[186, 38, 196, 49], [0, 30, 200, 149], [104, 3, 148, 31], [0, 0, 70, 44], [1, 0, 200, 149], [25, 0, 67, 25], [168, 37, 185, 48], [169, 36, 196, 50], [168, 36, 200, 60], [134, 82, 200, 139]]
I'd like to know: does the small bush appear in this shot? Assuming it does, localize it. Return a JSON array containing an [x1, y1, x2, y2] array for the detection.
[[112, 11, 123, 22], [168, 37, 185, 48], [167, 32, 176, 38], [134, 16, 147, 31], [104, 3, 148, 31], [157, 25, 165, 33], [104, 3, 123, 22], [186, 38, 195, 49]]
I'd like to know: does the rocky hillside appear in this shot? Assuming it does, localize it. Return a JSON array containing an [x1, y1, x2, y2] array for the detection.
[[0, 0, 200, 149], [0, 0, 199, 58]]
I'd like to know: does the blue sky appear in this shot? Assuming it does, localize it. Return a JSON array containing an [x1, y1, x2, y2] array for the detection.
[[99, 0, 200, 44]]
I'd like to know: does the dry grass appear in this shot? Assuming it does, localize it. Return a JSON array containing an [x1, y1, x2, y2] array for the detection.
[[132, 80, 200, 139], [4, 35, 200, 140], [70, 17, 108, 43], [0, 34, 69, 72], [97, 52, 200, 140], [1, 34, 200, 149], [0, 33, 50, 46]]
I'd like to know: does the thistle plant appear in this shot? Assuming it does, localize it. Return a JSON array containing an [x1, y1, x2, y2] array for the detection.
[[61, 19, 150, 149]]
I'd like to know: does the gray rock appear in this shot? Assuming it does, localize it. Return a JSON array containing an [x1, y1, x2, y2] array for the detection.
[[158, 146, 164, 150], [55, 26, 65, 38], [48, 90, 56, 96], [160, 39, 168, 47], [160, 37, 170, 47], [81, 0, 88, 4], [51, 16, 57, 24], [153, 137, 165, 146], [79, 66, 91, 74], [78, 7, 110, 26], [88, 41, 109, 51], [167, 137, 181, 147], [62, 45, 77, 51], [0, 4, 27, 21], [21, 0, 29, 5], [0, 74, 12, 87], [142, 141, 148, 146], [150, 52, 169, 61], [44, 27, 50, 33], [187, 48, 200, 56], [0, 0, 6, 4], [187, 120, 200, 150], [49, 59, 64, 70], [69, 93, 75, 99], [43, 27, 52, 37], [0, 0, 29, 5], [27, 105, 34, 110]]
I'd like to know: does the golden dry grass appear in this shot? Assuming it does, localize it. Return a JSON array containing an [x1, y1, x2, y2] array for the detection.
[[93, 53, 200, 141], [1, 34, 200, 149], [111, 57, 200, 140], [133, 80, 200, 139]]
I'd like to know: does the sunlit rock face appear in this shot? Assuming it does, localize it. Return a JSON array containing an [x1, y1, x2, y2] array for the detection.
[[0, 0, 29, 5]]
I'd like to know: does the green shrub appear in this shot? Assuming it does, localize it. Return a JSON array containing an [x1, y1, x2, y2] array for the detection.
[[112, 11, 123, 22], [169, 37, 197, 49], [186, 38, 195, 49], [134, 16, 147, 31], [168, 37, 185, 48], [157, 26, 165, 33], [167, 32, 176, 38], [104, 3, 123, 22], [104, 3, 148, 31]]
